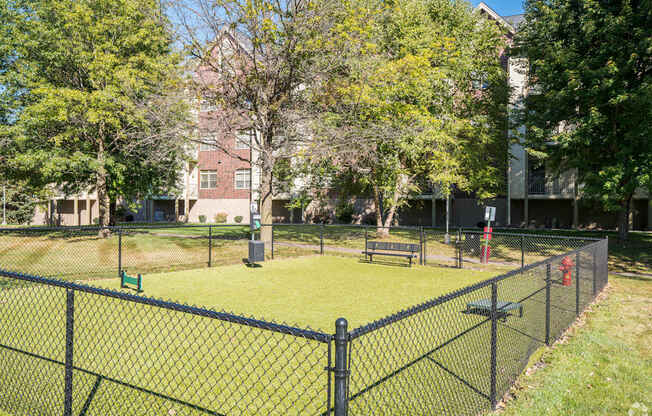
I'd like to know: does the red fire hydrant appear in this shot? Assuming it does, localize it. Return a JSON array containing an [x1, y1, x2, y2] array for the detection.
[[559, 256, 574, 286]]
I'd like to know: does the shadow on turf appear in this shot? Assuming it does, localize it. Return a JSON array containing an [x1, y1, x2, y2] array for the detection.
[[0, 342, 225, 416], [358, 259, 412, 268], [241, 258, 263, 268]]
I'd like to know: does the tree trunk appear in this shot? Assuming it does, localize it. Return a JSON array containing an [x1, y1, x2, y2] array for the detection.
[[96, 141, 111, 237], [617, 196, 632, 242], [382, 182, 401, 229], [373, 184, 388, 238], [259, 159, 274, 244]]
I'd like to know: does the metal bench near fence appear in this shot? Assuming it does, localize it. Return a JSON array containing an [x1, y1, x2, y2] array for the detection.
[[363, 241, 420, 267]]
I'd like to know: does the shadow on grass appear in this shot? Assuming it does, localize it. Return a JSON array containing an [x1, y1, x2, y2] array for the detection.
[[0, 342, 225, 416]]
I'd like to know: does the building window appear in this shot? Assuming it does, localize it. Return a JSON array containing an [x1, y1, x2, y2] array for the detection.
[[200, 170, 218, 189], [235, 129, 253, 150], [234, 169, 251, 190], [199, 136, 218, 151]]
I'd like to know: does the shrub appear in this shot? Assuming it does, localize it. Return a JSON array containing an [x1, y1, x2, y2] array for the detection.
[[234, 215, 243, 223], [198, 215, 207, 223], [214, 212, 228, 223], [335, 202, 355, 224], [92, 217, 99, 225]]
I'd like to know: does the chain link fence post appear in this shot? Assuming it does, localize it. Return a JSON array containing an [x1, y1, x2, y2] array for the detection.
[[576, 252, 581, 316], [208, 225, 212, 267], [592, 246, 597, 297], [458, 237, 463, 269], [364, 226, 368, 262], [334, 318, 349, 416], [64, 289, 75, 416], [271, 224, 274, 260], [545, 263, 551, 345], [520, 235, 525, 268], [320, 224, 324, 255], [419, 227, 423, 265], [117, 228, 122, 277], [490, 281, 498, 409]]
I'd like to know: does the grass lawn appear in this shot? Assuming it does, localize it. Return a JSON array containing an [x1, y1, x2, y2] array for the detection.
[[102, 256, 496, 330], [0, 226, 252, 280], [492, 273, 652, 416]]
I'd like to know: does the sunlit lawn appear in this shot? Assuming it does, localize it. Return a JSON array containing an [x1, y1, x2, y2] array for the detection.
[[491, 273, 652, 416], [102, 255, 496, 330]]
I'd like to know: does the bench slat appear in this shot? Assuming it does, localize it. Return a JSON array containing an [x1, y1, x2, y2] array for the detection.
[[367, 241, 420, 252], [362, 251, 417, 258]]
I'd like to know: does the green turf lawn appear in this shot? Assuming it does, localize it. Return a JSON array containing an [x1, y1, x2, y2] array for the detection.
[[0, 255, 501, 416], [102, 256, 496, 330], [0, 251, 610, 415], [491, 273, 652, 416]]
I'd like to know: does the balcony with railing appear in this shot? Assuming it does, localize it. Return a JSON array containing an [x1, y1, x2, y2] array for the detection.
[[528, 174, 573, 197], [528, 173, 547, 195]]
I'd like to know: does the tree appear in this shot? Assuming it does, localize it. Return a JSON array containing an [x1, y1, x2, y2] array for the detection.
[[514, 0, 652, 240], [0, 0, 191, 231], [308, 0, 509, 234], [0, 182, 39, 225], [172, 0, 337, 241]]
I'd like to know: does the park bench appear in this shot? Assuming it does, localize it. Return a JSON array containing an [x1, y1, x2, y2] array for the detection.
[[363, 241, 420, 267], [465, 299, 523, 322]]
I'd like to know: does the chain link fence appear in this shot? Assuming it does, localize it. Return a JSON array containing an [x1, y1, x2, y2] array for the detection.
[[457, 230, 598, 268], [0, 224, 608, 416], [0, 270, 332, 416], [0, 224, 601, 279], [343, 238, 608, 415], [0, 225, 252, 280]]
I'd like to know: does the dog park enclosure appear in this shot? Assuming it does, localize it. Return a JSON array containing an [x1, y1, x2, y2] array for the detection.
[[0, 224, 608, 415]]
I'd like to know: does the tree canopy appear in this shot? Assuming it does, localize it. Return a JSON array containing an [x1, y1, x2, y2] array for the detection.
[[0, 0, 191, 228], [515, 0, 652, 240], [307, 0, 509, 230]]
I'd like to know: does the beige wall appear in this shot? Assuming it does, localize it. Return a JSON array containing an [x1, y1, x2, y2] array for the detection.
[[188, 199, 250, 223], [30, 199, 98, 226]]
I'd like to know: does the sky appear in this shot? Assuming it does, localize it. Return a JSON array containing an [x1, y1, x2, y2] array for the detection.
[[471, 0, 525, 16]]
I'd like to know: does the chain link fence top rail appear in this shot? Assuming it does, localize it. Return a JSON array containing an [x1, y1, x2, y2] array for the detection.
[[0, 269, 332, 416]]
